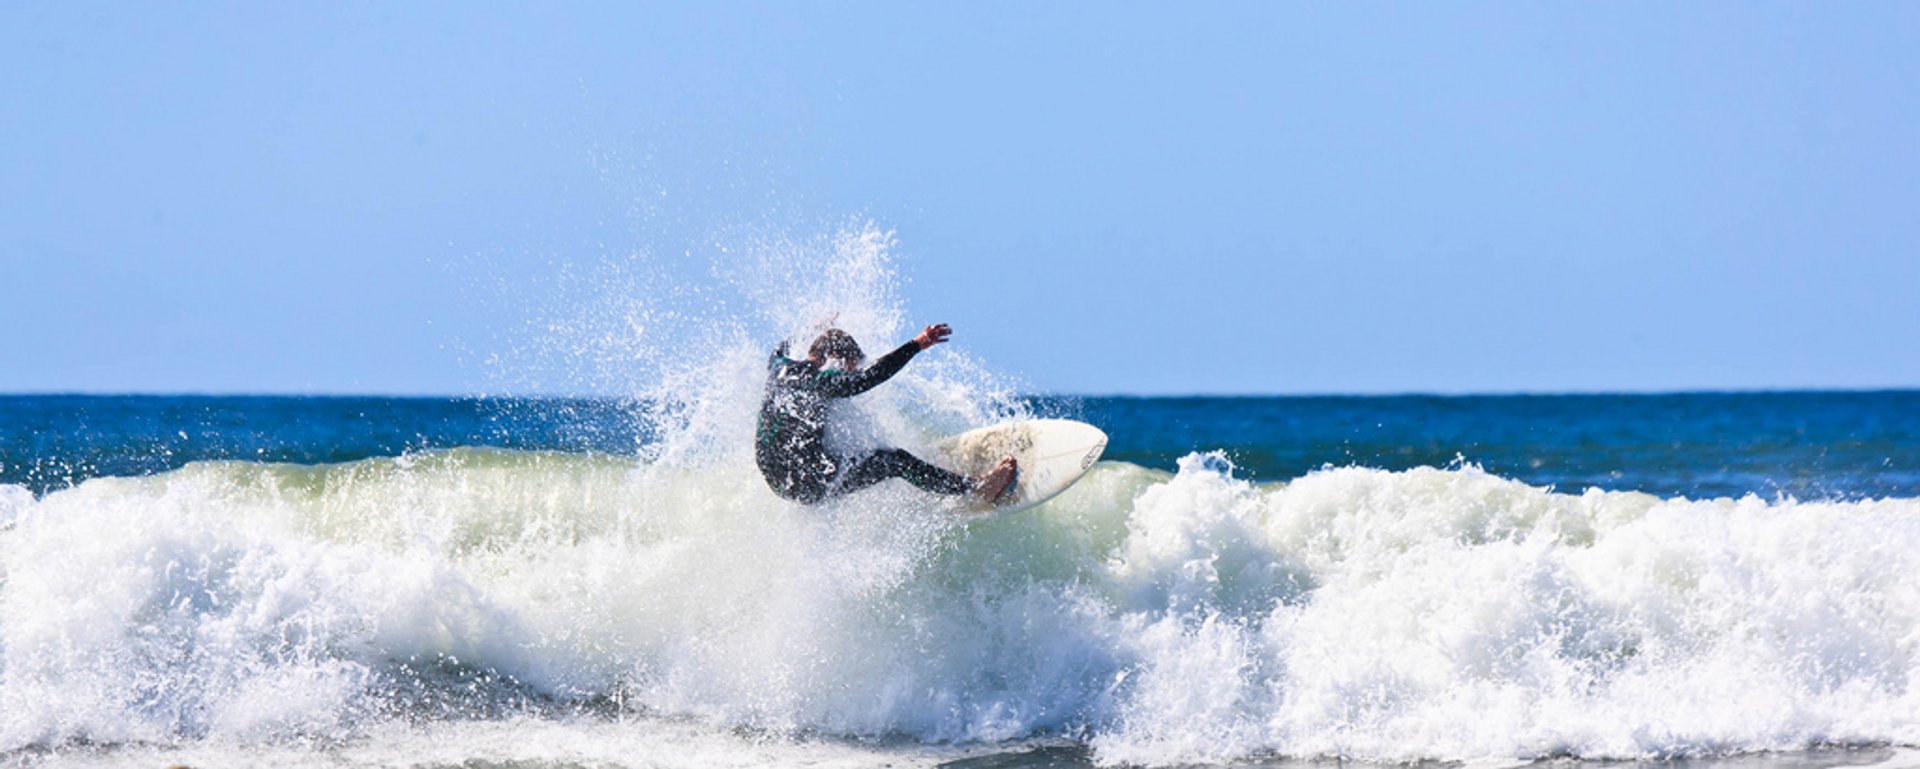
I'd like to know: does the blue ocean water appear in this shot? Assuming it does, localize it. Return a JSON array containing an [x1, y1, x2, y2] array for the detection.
[[0, 395, 644, 496], [3, 390, 1918, 768], [1068, 391, 1920, 500], [5, 391, 1916, 499]]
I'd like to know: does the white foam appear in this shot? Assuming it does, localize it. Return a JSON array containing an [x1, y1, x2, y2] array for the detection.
[[0, 484, 32, 529], [3, 451, 1917, 766], [1090, 459, 1920, 765]]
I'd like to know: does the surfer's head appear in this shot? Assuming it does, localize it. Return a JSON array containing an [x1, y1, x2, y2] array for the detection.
[[808, 329, 864, 367]]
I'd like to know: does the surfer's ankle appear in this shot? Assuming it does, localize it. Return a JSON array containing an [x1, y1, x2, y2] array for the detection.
[[971, 457, 1018, 503]]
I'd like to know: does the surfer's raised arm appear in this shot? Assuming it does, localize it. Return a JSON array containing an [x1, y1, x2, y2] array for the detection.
[[802, 323, 951, 397], [809, 323, 953, 397], [814, 341, 914, 398]]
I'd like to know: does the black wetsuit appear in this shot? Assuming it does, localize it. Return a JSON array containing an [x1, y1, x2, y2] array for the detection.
[[755, 341, 972, 503]]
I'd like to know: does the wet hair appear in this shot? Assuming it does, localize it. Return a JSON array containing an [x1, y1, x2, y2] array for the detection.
[[808, 329, 864, 363]]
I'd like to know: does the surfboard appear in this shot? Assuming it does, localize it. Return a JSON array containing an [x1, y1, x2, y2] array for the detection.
[[932, 419, 1108, 515]]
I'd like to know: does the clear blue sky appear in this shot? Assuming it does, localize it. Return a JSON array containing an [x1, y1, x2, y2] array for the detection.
[[4, 2, 1917, 396]]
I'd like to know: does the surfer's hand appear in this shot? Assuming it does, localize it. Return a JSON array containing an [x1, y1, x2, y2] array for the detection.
[[915, 323, 952, 350]]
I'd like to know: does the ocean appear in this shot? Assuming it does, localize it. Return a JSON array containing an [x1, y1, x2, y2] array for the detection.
[[1, 390, 1916, 768]]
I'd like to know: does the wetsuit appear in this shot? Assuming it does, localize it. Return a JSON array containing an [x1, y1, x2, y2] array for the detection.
[[755, 340, 973, 503]]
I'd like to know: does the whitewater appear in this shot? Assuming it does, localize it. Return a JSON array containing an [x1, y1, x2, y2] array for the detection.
[[2, 229, 1917, 768]]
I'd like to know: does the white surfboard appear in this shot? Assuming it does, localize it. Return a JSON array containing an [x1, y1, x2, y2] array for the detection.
[[932, 419, 1108, 515]]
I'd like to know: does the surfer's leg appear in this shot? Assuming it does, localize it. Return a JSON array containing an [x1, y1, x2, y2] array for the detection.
[[832, 448, 972, 497], [758, 446, 828, 503]]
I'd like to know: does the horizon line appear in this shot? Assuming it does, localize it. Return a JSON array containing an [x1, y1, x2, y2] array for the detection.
[[3, 385, 1917, 400]]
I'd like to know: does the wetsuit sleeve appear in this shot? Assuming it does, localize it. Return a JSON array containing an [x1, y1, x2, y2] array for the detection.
[[815, 341, 920, 398]]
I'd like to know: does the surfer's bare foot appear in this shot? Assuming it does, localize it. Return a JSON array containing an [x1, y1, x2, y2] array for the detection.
[[972, 457, 1018, 505]]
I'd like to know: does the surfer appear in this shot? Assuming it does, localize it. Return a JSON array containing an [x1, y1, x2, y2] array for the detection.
[[756, 323, 1018, 505]]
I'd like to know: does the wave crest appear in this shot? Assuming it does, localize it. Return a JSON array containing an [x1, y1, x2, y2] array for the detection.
[[2, 451, 1918, 764]]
